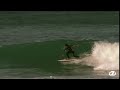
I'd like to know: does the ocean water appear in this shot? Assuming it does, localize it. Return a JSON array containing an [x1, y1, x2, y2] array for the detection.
[[0, 11, 119, 79]]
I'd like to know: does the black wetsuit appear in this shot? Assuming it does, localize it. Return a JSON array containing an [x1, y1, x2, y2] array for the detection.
[[64, 45, 77, 58]]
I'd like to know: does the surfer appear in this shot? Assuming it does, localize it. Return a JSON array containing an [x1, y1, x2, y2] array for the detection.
[[64, 44, 78, 59]]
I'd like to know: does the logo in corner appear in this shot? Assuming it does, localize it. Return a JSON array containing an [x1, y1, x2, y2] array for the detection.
[[109, 71, 116, 76]]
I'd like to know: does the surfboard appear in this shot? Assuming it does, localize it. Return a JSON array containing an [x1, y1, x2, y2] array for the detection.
[[58, 59, 70, 62], [58, 59, 77, 62], [58, 56, 80, 61]]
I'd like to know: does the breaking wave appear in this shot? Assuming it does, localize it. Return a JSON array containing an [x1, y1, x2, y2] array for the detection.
[[62, 41, 119, 70]]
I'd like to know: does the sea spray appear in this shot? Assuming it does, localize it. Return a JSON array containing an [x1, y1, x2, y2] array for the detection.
[[90, 41, 119, 70]]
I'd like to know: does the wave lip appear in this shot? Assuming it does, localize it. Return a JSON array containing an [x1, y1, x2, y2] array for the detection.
[[83, 41, 119, 70]]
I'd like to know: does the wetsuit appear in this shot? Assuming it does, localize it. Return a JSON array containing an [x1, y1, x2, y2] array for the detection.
[[64, 45, 76, 58]]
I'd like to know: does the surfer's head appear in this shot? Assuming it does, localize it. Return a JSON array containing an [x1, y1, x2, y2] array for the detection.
[[65, 44, 69, 46]]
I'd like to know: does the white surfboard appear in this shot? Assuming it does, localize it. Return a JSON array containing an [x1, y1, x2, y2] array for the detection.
[[58, 59, 70, 62], [58, 58, 77, 62]]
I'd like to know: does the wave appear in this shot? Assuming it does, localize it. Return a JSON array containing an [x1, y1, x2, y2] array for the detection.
[[61, 41, 119, 70], [0, 39, 119, 70]]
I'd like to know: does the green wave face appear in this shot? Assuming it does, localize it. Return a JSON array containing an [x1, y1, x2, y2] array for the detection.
[[0, 40, 94, 72]]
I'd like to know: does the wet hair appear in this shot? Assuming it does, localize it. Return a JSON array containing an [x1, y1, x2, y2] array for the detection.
[[65, 44, 69, 46]]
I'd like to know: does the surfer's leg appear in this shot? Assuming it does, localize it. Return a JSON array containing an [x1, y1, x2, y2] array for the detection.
[[66, 52, 70, 59], [72, 51, 75, 57], [72, 51, 79, 58]]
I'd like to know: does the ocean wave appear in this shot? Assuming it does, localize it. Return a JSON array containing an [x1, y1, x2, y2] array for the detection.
[[0, 39, 119, 70], [61, 41, 119, 70]]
